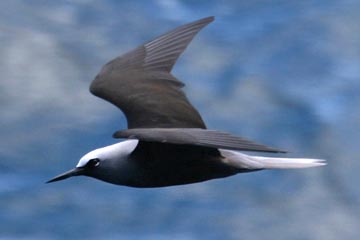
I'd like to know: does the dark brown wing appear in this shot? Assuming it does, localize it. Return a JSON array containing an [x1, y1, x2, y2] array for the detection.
[[90, 17, 214, 129], [114, 128, 287, 153]]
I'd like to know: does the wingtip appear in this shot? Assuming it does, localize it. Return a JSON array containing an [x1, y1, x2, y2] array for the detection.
[[277, 149, 289, 154], [264, 149, 288, 154], [194, 16, 215, 24], [251, 144, 288, 154], [205, 16, 215, 22]]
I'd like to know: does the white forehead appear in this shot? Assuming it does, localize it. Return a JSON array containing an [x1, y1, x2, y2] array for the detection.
[[76, 140, 139, 167]]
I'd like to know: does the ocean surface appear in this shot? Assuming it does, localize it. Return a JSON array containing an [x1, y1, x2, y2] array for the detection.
[[1, 1, 359, 239]]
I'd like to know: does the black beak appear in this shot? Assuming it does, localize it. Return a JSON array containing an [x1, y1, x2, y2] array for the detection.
[[46, 168, 84, 183]]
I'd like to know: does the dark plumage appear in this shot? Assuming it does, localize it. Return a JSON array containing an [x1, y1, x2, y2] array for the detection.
[[47, 17, 325, 187]]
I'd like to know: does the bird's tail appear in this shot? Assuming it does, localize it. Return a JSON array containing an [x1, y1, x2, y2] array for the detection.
[[220, 150, 326, 170]]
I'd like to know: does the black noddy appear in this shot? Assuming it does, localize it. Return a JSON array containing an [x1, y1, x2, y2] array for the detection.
[[47, 16, 325, 187]]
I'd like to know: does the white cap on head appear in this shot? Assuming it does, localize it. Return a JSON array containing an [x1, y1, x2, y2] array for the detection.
[[76, 140, 139, 168]]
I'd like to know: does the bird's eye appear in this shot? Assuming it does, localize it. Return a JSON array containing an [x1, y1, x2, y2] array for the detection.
[[86, 158, 100, 168]]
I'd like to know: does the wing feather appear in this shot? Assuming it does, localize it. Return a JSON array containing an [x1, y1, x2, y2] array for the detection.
[[90, 17, 214, 129], [143, 17, 214, 72], [114, 128, 287, 153]]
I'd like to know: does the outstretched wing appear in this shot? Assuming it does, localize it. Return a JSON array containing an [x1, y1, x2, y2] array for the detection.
[[90, 17, 215, 129], [114, 128, 287, 153]]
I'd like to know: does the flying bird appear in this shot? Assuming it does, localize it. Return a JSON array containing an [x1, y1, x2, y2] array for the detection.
[[47, 16, 326, 187]]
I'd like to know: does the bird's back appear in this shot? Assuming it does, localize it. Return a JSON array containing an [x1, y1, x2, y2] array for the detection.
[[125, 142, 241, 187]]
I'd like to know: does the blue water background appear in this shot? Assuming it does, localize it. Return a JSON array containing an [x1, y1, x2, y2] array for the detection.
[[1, 1, 359, 239]]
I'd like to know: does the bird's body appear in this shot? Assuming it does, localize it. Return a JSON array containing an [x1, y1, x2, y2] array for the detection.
[[48, 16, 326, 187], [81, 140, 241, 188]]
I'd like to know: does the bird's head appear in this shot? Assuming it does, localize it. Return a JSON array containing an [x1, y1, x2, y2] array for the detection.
[[46, 140, 139, 184], [46, 149, 104, 183]]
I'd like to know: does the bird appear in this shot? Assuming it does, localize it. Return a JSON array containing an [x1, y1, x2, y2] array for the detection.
[[47, 16, 326, 188]]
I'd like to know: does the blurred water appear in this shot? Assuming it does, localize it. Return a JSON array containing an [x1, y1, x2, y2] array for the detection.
[[1, 1, 359, 239]]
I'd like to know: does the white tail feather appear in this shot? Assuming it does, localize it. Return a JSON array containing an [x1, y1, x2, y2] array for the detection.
[[220, 150, 326, 170]]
